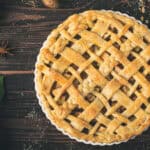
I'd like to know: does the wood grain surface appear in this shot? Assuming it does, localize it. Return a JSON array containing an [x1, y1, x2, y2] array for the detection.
[[0, 0, 150, 150]]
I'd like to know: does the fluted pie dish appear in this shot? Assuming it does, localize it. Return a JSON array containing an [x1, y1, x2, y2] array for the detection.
[[35, 10, 150, 145]]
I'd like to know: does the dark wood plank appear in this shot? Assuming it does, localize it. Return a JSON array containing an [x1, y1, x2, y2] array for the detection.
[[0, 0, 150, 149]]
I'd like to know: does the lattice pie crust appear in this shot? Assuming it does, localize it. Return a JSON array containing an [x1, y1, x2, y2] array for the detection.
[[35, 10, 150, 144]]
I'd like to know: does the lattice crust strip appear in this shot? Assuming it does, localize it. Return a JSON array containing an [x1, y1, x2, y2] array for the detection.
[[35, 10, 150, 144]]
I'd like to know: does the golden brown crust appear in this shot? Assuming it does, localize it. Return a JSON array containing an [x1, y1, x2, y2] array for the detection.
[[35, 10, 150, 144]]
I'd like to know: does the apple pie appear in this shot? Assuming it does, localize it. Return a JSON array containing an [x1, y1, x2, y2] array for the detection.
[[35, 10, 150, 144]]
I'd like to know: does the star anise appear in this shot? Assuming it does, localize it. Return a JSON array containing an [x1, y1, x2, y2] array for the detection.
[[0, 40, 13, 56]]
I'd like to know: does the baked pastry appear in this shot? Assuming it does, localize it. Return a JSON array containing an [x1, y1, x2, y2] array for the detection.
[[35, 10, 150, 144]]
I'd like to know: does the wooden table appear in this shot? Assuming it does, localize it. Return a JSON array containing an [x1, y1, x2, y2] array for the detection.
[[0, 0, 150, 149]]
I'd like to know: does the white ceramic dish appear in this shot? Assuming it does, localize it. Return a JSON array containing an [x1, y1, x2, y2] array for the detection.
[[34, 10, 150, 146]]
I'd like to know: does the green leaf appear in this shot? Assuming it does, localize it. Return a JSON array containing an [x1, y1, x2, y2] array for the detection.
[[0, 75, 4, 102]]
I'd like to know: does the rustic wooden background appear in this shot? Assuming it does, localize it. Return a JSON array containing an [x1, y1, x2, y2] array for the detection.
[[0, 0, 150, 149]]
